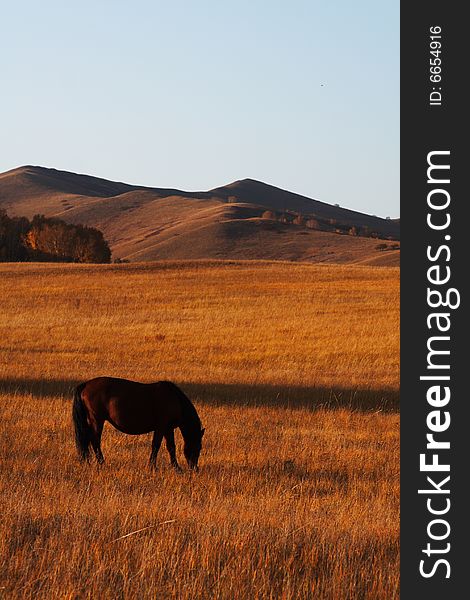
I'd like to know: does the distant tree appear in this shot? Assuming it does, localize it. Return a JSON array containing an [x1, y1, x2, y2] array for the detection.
[[0, 210, 29, 261], [26, 215, 72, 260], [0, 210, 111, 263], [70, 224, 111, 263]]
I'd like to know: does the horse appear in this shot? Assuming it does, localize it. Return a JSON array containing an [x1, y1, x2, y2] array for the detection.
[[72, 377, 204, 471]]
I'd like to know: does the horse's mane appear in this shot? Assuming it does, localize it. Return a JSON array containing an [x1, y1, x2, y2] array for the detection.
[[164, 381, 202, 434]]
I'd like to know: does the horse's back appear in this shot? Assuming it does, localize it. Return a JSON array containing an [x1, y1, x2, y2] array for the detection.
[[80, 377, 184, 435]]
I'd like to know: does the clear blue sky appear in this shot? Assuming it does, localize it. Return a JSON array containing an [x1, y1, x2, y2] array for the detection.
[[2, 1, 399, 217]]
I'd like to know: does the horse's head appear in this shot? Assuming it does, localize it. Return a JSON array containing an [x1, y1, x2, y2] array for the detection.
[[183, 426, 205, 471]]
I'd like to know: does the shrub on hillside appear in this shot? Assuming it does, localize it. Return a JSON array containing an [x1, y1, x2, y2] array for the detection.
[[305, 219, 320, 230], [261, 210, 277, 220]]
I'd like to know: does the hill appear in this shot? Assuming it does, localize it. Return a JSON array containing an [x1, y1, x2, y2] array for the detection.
[[0, 166, 399, 264]]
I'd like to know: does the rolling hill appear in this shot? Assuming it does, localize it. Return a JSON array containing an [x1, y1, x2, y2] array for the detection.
[[0, 165, 399, 265]]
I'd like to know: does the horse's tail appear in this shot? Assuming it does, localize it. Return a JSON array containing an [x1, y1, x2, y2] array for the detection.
[[72, 383, 91, 462]]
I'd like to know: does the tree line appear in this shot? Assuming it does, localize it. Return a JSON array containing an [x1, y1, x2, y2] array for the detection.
[[261, 210, 399, 240], [0, 210, 111, 263]]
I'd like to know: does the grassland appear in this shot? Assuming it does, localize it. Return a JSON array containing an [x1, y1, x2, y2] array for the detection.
[[0, 260, 399, 599]]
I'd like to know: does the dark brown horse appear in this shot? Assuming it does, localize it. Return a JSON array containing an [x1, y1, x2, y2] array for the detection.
[[72, 377, 204, 471]]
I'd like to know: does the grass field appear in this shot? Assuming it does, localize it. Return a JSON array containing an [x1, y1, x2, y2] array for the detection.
[[0, 260, 399, 599]]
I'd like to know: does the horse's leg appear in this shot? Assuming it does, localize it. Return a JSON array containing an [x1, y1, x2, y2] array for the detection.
[[149, 430, 163, 470], [89, 419, 104, 464], [164, 428, 182, 472]]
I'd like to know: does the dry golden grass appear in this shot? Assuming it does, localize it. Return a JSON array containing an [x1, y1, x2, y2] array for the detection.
[[0, 260, 399, 599]]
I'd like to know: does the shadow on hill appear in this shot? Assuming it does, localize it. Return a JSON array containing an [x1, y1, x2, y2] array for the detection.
[[0, 377, 398, 413]]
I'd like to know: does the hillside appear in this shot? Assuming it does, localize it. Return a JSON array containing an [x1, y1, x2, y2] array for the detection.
[[0, 166, 399, 265]]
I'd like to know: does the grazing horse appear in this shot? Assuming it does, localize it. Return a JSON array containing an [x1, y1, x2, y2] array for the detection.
[[72, 377, 204, 471]]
